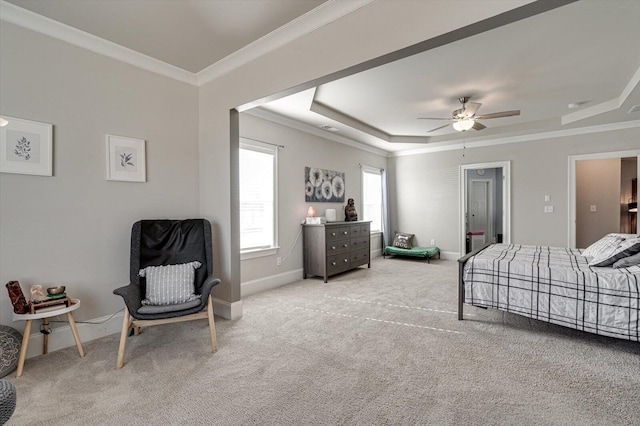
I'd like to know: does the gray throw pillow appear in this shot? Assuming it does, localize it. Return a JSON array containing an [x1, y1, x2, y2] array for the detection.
[[139, 261, 202, 306], [613, 251, 640, 268], [393, 232, 414, 249]]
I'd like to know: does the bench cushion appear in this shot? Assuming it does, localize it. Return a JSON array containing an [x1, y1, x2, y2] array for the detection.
[[384, 246, 439, 258]]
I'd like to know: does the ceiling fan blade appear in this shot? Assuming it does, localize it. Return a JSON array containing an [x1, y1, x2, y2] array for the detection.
[[418, 117, 451, 120], [474, 110, 520, 120], [472, 121, 486, 131], [462, 102, 482, 117], [428, 123, 451, 132]]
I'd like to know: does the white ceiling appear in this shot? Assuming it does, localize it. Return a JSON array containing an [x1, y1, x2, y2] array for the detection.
[[5, 0, 326, 73], [2, 0, 640, 154]]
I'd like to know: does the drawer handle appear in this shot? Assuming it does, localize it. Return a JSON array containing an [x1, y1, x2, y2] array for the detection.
[[331, 246, 336, 250], [331, 232, 337, 236], [331, 261, 337, 266], [343, 244, 348, 248], [343, 231, 348, 235], [344, 259, 348, 263]]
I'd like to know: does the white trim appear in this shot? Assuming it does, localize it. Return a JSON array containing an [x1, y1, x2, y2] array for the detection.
[[197, 0, 375, 85], [211, 298, 243, 320], [562, 65, 640, 125], [241, 268, 304, 297], [13, 310, 124, 360], [239, 138, 279, 254], [459, 161, 511, 256], [440, 251, 461, 261], [240, 247, 279, 261], [393, 120, 640, 157], [469, 179, 494, 245], [568, 149, 640, 248], [0, 0, 197, 85], [0, 0, 373, 87], [245, 108, 390, 157]]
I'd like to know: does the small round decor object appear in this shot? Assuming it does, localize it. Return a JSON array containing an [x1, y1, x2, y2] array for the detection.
[[0, 325, 22, 378], [47, 286, 66, 295]]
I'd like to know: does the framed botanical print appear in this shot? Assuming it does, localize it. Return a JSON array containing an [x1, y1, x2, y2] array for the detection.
[[0, 116, 53, 176], [106, 134, 146, 182]]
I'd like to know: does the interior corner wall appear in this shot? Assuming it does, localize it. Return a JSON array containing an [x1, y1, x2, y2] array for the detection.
[[238, 113, 387, 286], [196, 0, 527, 308], [576, 158, 621, 248], [388, 127, 640, 255], [0, 23, 200, 326]]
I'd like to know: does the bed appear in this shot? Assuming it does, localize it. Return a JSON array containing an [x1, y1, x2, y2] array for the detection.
[[458, 242, 640, 342], [383, 245, 440, 262]]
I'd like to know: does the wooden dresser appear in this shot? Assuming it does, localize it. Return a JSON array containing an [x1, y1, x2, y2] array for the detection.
[[302, 221, 371, 283]]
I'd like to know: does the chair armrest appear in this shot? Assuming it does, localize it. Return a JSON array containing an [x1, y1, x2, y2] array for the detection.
[[113, 284, 143, 315], [200, 275, 221, 299]]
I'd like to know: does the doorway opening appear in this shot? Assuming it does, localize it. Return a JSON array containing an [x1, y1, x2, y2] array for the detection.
[[459, 161, 511, 255], [569, 150, 640, 248]]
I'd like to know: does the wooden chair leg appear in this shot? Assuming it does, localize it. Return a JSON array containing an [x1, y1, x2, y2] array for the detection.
[[16, 319, 32, 378], [207, 295, 217, 353], [116, 310, 131, 369]]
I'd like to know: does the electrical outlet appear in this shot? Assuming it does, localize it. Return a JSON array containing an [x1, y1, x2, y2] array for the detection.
[[544, 206, 554, 213], [430, 239, 436, 246], [276, 257, 282, 266], [590, 205, 597, 212]]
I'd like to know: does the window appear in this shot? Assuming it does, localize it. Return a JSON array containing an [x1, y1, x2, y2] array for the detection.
[[362, 166, 382, 233], [239, 139, 277, 255]]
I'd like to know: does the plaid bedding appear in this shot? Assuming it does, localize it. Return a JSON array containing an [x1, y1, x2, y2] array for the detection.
[[463, 244, 640, 341]]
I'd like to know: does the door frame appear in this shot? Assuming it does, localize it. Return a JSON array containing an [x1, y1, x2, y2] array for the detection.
[[459, 161, 511, 256], [568, 149, 640, 248]]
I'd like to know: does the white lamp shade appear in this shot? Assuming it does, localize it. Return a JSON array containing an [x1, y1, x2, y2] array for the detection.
[[453, 119, 474, 131]]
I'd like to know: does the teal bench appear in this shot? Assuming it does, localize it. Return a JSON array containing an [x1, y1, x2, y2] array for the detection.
[[383, 245, 440, 263]]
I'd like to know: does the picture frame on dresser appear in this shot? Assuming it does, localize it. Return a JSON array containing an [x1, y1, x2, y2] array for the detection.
[[0, 116, 53, 176]]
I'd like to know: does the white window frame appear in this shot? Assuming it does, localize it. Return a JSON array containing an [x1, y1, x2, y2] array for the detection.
[[239, 138, 279, 260], [361, 165, 383, 234]]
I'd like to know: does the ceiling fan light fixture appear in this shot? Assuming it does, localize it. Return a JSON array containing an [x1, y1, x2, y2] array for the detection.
[[453, 119, 474, 132]]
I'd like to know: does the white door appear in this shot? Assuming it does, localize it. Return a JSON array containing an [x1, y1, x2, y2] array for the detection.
[[469, 179, 493, 249]]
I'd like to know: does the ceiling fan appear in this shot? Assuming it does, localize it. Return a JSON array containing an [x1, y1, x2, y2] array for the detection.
[[418, 96, 520, 132]]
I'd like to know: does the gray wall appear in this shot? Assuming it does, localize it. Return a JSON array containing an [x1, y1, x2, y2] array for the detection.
[[576, 158, 621, 248], [389, 127, 640, 255], [239, 113, 387, 284], [0, 23, 200, 325]]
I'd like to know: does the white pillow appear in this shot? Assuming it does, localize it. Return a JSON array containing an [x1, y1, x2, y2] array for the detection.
[[589, 238, 640, 267], [139, 261, 202, 306], [581, 234, 626, 258]]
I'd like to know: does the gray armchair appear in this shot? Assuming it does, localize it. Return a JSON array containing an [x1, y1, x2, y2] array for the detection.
[[113, 219, 221, 369]]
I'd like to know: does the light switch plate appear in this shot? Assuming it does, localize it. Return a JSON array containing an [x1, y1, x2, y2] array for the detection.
[[590, 205, 597, 212]]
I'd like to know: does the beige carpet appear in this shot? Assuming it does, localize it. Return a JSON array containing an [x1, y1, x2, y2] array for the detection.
[[5, 258, 640, 425]]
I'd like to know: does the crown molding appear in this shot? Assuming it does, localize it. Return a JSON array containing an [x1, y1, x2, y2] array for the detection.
[[392, 120, 640, 157], [562, 65, 640, 125], [245, 108, 389, 157], [0, 0, 374, 87], [196, 0, 375, 85], [0, 1, 198, 85]]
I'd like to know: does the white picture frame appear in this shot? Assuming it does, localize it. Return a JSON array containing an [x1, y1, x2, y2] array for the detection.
[[106, 134, 146, 182], [0, 116, 53, 176]]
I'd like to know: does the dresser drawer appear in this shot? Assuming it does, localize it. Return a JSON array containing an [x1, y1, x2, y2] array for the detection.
[[350, 248, 370, 266], [350, 237, 369, 250], [326, 240, 349, 255], [326, 227, 350, 242], [327, 253, 350, 274], [358, 223, 370, 235], [348, 226, 361, 238]]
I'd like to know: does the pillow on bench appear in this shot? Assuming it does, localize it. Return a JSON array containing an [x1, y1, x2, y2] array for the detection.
[[139, 261, 202, 306], [392, 232, 414, 249]]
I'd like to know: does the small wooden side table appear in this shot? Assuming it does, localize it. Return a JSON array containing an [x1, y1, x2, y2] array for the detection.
[[11, 298, 85, 377]]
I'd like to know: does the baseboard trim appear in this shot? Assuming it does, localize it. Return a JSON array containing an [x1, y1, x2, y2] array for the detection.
[[18, 297, 243, 360], [19, 310, 125, 360], [440, 251, 460, 260], [241, 268, 304, 297], [371, 248, 383, 258], [211, 298, 243, 320]]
